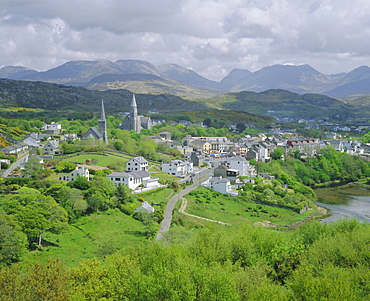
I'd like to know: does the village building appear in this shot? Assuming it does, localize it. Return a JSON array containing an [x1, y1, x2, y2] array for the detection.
[[162, 159, 193, 177], [226, 155, 255, 177], [126, 156, 148, 172], [134, 201, 155, 213], [42, 122, 62, 135], [0, 142, 28, 157], [42, 140, 62, 155], [106, 170, 159, 191], [60, 166, 90, 182], [120, 94, 152, 133], [202, 176, 236, 196], [82, 99, 108, 143]]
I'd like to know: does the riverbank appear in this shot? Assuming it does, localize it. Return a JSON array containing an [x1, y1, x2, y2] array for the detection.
[[314, 182, 370, 205]]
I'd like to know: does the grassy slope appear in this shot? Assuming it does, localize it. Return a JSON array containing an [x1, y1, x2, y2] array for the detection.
[[24, 209, 147, 268], [182, 187, 317, 226]]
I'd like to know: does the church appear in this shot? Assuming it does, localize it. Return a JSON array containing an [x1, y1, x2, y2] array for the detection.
[[120, 94, 152, 133], [82, 99, 108, 143]]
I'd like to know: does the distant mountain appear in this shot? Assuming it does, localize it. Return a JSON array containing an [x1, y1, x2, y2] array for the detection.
[[2, 59, 370, 99], [221, 64, 340, 94], [85, 73, 224, 99], [114, 60, 162, 77], [157, 63, 222, 90], [219, 68, 253, 91], [0, 66, 38, 80]]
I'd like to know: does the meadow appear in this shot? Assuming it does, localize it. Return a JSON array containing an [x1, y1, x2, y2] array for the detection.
[[180, 186, 318, 227]]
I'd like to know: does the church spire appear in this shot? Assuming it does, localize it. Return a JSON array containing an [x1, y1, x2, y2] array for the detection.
[[130, 94, 140, 133], [99, 98, 106, 121], [98, 99, 108, 143]]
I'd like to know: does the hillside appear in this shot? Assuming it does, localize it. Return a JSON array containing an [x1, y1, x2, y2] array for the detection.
[[0, 78, 367, 121], [0, 78, 209, 115], [204, 89, 355, 120]]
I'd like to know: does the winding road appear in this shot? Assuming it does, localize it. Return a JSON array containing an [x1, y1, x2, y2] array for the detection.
[[156, 166, 214, 240]]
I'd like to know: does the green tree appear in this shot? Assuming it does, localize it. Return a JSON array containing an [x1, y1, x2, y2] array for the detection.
[[10, 193, 68, 247], [0, 211, 28, 265], [67, 175, 91, 190], [271, 147, 284, 160], [22, 156, 45, 179], [55, 161, 76, 173]]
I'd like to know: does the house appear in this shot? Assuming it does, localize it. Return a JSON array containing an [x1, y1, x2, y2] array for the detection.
[[159, 131, 171, 140], [162, 160, 193, 177], [126, 156, 148, 172], [190, 140, 212, 153], [106, 170, 159, 191], [60, 166, 90, 182], [23, 133, 46, 147], [0, 142, 29, 156], [202, 176, 234, 195], [190, 152, 205, 167], [213, 164, 239, 183], [43, 140, 62, 155], [134, 201, 155, 213], [63, 133, 78, 142], [42, 122, 62, 135], [226, 155, 255, 177]]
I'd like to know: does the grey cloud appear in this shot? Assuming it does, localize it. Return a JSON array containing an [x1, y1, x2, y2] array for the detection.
[[1, 0, 370, 80]]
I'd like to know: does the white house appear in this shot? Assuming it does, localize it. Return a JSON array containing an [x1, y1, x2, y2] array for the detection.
[[126, 156, 148, 172], [60, 166, 90, 182], [202, 176, 234, 195], [134, 201, 155, 213], [107, 170, 159, 191], [161, 160, 193, 177], [226, 155, 254, 176], [43, 122, 62, 135]]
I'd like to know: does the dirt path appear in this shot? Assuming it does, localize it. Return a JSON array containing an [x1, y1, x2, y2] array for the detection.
[[178, 198, 231, 225]]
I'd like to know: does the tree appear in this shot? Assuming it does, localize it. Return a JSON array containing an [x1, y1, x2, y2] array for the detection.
[[55, 161, 76, 173], [0, 211, 28, 265], [22, 156, 45, 179], [52, 186, 87, 219], [10, 193, 68, 248], [67, 175, 91, 190], [115, 184, 134, 205], [113, 140, 124, 151], [203, 118, 212, 127], [271, 147, 285, 160], [236, 123, 246, 133]]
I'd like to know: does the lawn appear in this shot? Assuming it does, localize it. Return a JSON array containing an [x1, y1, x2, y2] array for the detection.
[[136, 187, 174, 210], [182, 187, 318, 226], [62, 153, 128, 167], [23, 209, 148, 268]]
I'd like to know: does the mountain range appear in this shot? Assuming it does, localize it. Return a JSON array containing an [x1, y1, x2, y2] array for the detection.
[[2, 59, 370, 99]]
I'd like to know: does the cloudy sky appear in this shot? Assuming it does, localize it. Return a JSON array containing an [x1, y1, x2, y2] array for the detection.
[[1, 0, 370, 80]]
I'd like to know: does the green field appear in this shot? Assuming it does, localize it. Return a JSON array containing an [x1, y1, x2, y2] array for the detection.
[[181, 187, 317, 226], [24, 209, 148, 268], [63, 153, 129, 167]]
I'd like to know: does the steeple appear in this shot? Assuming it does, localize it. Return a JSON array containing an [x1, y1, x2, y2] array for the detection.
[[98, 99, 108, 143], [100, 98, 106, 121], [130, 94, 140, 133]]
